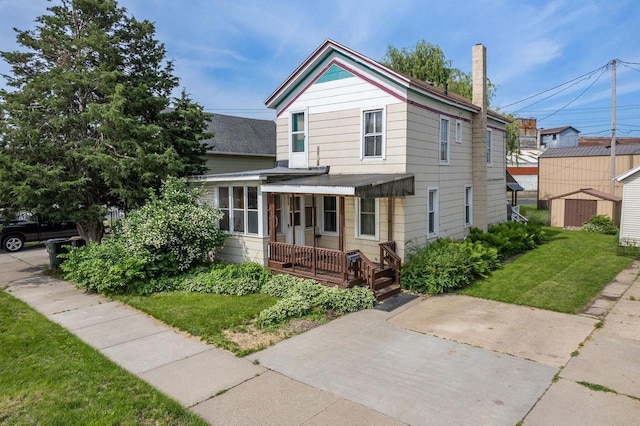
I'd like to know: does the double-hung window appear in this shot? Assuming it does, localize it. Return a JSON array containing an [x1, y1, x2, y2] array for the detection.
[[486, 129, 493, 165], [363, 109, 384, 158], [321, 196, 338, 234], [355, 198, 378, 239], [464, 185, 473, 227], [428, 188, 439, 237], [440, 117, 450, 164], [218, 186, 259, 235], [291, 112, 305, 153]]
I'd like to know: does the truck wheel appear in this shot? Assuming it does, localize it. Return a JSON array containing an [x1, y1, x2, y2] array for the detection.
[[2, 235, 24, 252]]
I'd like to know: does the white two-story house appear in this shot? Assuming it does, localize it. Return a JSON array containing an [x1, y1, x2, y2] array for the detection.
[[193, 39, 509, 299]]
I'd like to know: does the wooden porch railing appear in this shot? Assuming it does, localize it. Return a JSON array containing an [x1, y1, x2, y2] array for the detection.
[[269, 242, 350, 280], [348, 249, 377, 293], [379, 241, 401, 286]]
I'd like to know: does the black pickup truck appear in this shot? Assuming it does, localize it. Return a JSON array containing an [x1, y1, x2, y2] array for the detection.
[[0, 218, 79, 252]]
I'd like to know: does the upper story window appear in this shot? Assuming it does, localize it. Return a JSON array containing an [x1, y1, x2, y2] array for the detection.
[[439, 117, 450, 164], [291, 112, 306, 153], [362, 109, 384, 158], [486, 129, 493, 166], [455, 120, 462, 143]]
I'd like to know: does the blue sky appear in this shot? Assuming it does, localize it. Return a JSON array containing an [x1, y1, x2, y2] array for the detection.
[[1, 0, 639, 137]]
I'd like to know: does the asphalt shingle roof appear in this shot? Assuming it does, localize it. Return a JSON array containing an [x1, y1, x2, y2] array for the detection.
[[201, 113, 276, 156]]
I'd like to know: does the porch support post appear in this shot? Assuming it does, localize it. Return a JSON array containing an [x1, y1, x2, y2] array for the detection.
[[387, 197, 393, 242], [339, 196, 345, 252], [268, 193, 276, 243], [312, 195, 316, 275]]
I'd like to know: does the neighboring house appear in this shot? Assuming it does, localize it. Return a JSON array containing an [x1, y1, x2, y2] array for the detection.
[[616, 165, 640, 246], [201, 113, 276, 174], [538, 145, 640, 209], [539, 126, 580, 149], [193, 39, 509, 299], [549, 188, 621, 228]]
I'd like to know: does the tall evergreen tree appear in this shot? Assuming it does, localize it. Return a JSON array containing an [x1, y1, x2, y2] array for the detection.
[[0, 0, 210, 242]]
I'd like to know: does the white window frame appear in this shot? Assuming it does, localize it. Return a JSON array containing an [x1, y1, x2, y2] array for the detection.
[[289, 110, 308, 168], [439, 116, 450, 165], [217, 185, 261, 236], [427, 187, 439, 237], [319, 195, 339, 236], [455, 119, 462, 143], [486, 128, 493, 166], [360, 107, 386, 160], [354, 197, 379, 240], [464, 184, 473, 227]]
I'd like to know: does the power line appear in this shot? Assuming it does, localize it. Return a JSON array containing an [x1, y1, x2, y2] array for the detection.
[[499, 62, 610, 110]]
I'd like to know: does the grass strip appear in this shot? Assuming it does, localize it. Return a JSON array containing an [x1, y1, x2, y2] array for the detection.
[[0, 291, 206, 425]]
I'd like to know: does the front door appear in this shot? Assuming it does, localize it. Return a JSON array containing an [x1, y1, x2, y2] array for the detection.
[[285, 196, 305, 245]]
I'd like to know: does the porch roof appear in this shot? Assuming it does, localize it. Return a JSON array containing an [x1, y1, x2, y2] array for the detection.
[[261, 173, 415, 198]]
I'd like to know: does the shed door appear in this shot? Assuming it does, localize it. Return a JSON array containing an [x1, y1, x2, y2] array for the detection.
[[564, 199, 597, 227]]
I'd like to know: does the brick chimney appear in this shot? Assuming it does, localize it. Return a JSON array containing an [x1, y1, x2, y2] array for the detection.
[[472, 43, 488, 231]]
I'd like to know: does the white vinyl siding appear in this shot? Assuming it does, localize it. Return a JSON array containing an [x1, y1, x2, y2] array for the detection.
[[439, 117, 450, 164]]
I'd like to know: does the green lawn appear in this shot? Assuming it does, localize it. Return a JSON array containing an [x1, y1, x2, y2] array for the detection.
[[116, 292, 278, 355], [463, 229, 637, 313], [0, 291, 206, 426]]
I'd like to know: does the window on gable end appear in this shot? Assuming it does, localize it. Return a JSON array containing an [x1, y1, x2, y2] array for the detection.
[[363, 109, 384, 158]]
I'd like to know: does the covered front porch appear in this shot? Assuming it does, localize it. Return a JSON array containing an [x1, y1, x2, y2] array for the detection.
[[262, 173, 414, 300]]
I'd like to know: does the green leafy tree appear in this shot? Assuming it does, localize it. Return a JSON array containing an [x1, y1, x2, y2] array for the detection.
[[0, 0, 210, 242], [382, 40, 497, 104], [504, 114, 522, 163]]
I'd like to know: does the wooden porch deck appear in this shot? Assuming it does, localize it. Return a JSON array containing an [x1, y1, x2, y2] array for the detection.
[[268, 241, 402, 300]]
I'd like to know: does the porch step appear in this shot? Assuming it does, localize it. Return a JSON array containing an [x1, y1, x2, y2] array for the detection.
[[373, 276, 394, 290], [375, 284, 401, 301]]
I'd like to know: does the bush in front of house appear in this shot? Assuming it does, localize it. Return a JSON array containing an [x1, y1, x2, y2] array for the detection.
[[62, 177, 228, 294], [256, 274, 376, 327], [401, 238, 499, 295], [582, 215, 618, 235], [467, 221, 545, 259]]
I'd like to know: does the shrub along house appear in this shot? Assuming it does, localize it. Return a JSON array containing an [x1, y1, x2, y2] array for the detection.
[[193, 39, 509, 299]]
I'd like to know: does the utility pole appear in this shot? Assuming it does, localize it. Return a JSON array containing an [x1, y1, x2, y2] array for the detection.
[[610, 59, 617, 194]]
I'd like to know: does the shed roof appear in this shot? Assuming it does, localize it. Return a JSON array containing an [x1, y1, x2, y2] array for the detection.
[[550, 188, 622, 202], [201, 113, 276, 157], [539, 145, 640, 158]]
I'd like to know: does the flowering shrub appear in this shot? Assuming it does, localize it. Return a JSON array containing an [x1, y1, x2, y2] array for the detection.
[[62, 177, 227, 293], [118, 178, 227, 271], [581, 215, 618, 235]]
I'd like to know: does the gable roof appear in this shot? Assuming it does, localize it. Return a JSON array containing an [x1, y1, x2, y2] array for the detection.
[[550, 188, 622, 202], [201, 114, 275, 157], [616, 165, 640, 183], [265, 39, 510, 124], [539, 145, 640, 158], [539, 126, 580, 136]]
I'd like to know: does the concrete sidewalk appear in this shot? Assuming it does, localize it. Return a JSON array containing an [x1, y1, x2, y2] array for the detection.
[[2, 248, 402, 425], [3, 247, 640, 425]]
